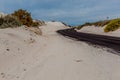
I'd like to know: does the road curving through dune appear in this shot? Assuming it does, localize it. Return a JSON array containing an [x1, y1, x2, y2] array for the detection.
[[0, 22, 120, 80]]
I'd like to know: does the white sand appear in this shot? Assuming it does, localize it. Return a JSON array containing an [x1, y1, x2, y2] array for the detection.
[[0, 12, 7, 17], [0, 22, 120, 80], [77, 26, 120, 37]]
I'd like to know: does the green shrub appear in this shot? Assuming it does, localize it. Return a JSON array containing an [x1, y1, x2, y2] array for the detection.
[[0, 15, 22, 29], [12, 9, 33, 27], [104, 18, 120, 32]]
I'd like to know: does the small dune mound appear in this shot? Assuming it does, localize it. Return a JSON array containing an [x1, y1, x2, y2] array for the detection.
[[26, 26, 42, 35], [41, 21, 69, 35]]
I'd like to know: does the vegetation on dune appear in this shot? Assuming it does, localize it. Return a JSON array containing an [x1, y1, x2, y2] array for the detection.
[[104, 18, 120, 32], [0, 15, 22, 29], [12, 9, 42, 27], [76, 20, 111, 30], [12, 9, 33, 27], [76, 18, 120, 32], [32, 21, 40, 27], [0, 9, 43, 29], [91, 20, 110, 27]]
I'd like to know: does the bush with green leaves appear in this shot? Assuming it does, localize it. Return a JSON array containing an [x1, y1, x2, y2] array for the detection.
[[12, 9, 33, 27], [104, 18, 120, 32], [0, 15, 22, 29]]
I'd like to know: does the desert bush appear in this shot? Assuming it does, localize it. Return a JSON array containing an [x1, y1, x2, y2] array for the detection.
[[12, 9, 33, 27], [0, 15, 22, 29], [104, 18, 120, 32]]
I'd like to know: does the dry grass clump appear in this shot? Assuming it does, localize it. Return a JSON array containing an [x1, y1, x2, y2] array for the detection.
[[104, 18, 120, 32], [0, 15, 22, 29], [76, 20, 110, 30], [27, 27, 42, 35]]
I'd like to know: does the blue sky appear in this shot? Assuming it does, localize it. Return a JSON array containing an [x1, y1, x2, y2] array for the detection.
[[0, 0, 120, 25]]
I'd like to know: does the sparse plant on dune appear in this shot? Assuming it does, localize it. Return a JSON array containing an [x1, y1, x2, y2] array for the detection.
[[104, 18, 120, 32], [0, 15, 22, 29], [76, 20, 111, 30], [32, 21, 40, 27]]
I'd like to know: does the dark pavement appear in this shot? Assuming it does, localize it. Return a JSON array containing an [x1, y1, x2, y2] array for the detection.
[[57, 29, 120, 54]]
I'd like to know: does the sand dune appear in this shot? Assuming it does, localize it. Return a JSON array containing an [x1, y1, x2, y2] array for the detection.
[[0, 22, 120, 80], [77, 25, 120, 37]]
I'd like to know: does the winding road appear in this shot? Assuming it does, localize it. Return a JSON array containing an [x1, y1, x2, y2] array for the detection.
[[57, 28, 120, 53]]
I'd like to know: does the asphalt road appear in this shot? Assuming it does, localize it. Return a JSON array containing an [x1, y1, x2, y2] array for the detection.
[[57, 28, 120, 54]]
